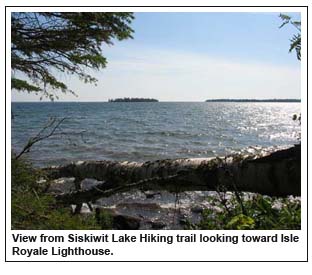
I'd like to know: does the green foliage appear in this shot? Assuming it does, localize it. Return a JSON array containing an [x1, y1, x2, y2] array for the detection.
[[11, 78, 42, 92], [186, 193, 301, 230], [11, 152, 47, 193], [226, 214, 255, 230], [95, 208, 114, 229], [11, 12, 134, 99], [11, 157, 101, 229], [279, 13, 301, 61]]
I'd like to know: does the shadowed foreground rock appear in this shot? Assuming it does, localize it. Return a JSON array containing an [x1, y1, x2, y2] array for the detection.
[[45, 145, 300, 206]]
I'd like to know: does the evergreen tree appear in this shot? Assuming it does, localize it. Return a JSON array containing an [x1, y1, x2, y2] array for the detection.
[[11, 12, 134, 99]]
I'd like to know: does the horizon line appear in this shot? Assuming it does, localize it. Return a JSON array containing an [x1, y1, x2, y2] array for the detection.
[[11, 98, 301, 103]]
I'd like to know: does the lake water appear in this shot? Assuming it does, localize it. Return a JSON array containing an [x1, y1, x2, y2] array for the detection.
[[11, 102, 301, 167]]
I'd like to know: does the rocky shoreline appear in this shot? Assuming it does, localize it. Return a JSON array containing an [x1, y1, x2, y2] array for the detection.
[[44, 145, 301, 230]]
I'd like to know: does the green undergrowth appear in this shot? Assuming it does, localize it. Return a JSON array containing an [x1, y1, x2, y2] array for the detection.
[[185, 192, 301, 230], [11, 157, 101, 230]]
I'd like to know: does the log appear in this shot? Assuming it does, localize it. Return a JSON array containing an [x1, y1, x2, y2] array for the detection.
[[44, 145, 301, 205]]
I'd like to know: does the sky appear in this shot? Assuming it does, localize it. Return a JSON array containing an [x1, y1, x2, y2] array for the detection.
[[12, 12, 301, 102]]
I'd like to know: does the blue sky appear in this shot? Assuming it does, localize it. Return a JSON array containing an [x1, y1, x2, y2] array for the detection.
[[12, 12, 301, 101], [130, 12, 300, 66]]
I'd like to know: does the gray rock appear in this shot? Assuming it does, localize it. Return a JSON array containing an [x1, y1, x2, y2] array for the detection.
[[144, 191, 161, 199], [151, 221, 166, 229], [47, 177, 76, 195], [179, 214, 189, 225], [113, 214, 141, 230], [80, 178, 104, 191], [191, 205, 204, 214], [116, 202, 162, 211]]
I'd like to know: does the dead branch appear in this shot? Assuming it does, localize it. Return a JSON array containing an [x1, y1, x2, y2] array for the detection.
[[15, 117, 66, 160]]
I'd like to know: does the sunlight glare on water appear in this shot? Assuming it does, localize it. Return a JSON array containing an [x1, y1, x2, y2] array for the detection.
[[11, 102, 301, 167]]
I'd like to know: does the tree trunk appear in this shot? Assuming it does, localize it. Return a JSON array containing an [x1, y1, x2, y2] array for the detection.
[[44, 145, 301, 205]]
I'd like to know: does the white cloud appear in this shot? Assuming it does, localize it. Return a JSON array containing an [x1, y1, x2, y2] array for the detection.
[[12, 45, 301, 101]]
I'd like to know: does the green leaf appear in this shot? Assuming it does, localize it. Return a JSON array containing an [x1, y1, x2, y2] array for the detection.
[[226, 214, 255, 230]]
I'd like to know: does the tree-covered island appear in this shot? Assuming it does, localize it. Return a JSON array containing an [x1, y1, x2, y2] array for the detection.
[[108, 97, 159, 102], [205, 99, 301, 103]]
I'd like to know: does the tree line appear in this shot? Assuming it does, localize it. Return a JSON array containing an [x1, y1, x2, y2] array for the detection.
[[108, 97, 159, 102]]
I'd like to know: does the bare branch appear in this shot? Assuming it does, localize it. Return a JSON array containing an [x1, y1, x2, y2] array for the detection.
[[15, 117, 67, 160]]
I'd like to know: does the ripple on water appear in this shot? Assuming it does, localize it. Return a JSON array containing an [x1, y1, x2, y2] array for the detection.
[[12, 102, 300, 166]]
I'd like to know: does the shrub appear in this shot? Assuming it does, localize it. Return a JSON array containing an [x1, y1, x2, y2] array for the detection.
[[11, 157, 101, 230], [186, 193, 301, 230]]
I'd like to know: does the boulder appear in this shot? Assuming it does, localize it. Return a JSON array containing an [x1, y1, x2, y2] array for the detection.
[[113, 214, 141, 230]]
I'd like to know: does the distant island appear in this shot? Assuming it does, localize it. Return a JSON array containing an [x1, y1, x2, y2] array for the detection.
[[205, 99, 301, 103], [108, 97, 159, 102]]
